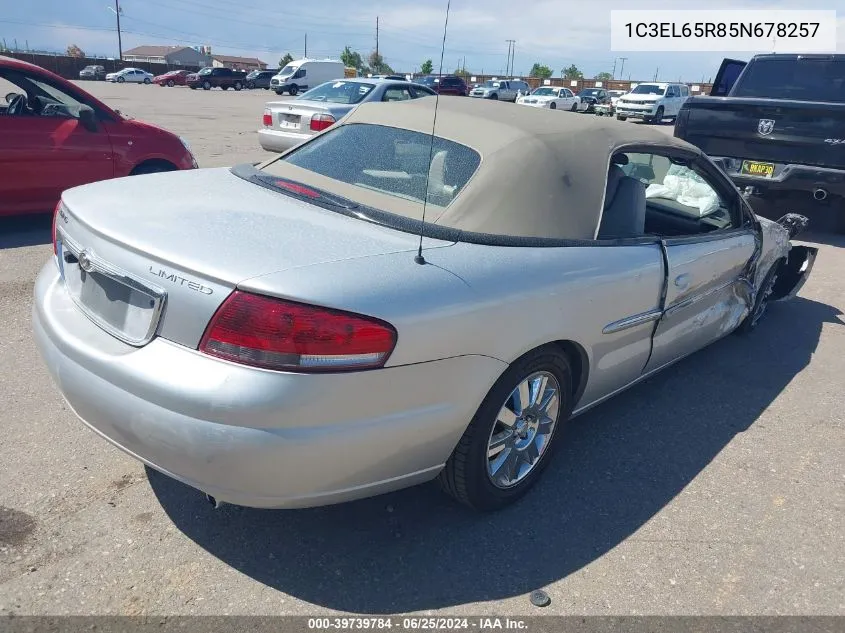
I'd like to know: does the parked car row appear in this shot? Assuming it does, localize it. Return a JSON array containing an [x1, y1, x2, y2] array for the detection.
[[259, 77, 436, 152], [513, 82, 691, 124]]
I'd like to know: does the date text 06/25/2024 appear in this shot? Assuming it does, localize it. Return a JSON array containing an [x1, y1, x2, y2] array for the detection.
[[306, 617, 529, 630]]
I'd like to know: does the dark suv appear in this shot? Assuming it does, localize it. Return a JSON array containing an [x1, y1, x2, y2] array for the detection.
[[245, 69, 278, 89], [414, 75, 468, 96], [186, 67, 248, 90]]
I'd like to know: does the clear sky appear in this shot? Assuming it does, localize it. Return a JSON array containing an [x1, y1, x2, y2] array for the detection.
[[1, 0, 842, 81]]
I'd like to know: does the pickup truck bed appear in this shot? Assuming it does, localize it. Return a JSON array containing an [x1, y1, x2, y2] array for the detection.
[[674, 54, 845, 230]]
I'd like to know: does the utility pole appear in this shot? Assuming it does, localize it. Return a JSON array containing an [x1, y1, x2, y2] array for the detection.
[[505, 39, 515, 77], [115, 0, 123, 60], [612, 58, 617, 79], [504, 40, 511, 77], [653, 67, 659, 81], [510, 42, 516, 76], [375, 16, 379, 65], [304, 33, 307, 57], [618, 57, 627, 79]]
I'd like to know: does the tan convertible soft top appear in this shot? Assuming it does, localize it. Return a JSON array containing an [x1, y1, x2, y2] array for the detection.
[[266, 96, 704, 241]]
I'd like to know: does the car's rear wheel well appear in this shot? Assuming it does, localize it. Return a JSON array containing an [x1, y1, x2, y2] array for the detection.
[[130, 159, 178, 176], [508, 340, 588, 404], [551, 340, 588, 404]]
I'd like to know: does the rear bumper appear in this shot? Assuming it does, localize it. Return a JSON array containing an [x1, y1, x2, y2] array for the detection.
[[32, 262, 506, 508], [711, 158, 845, 199], [257, 128, 310, 152]]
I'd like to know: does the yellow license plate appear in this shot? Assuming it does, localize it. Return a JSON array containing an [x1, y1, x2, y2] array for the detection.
[[741, 160, 775, 178]]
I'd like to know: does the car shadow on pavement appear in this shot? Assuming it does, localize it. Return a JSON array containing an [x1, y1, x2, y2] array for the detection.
[[0, 214, 52, 250], [147, 295, 841, 613]]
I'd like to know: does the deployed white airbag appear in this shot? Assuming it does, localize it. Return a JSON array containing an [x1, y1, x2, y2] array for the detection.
[[645, 164, 721, 216]]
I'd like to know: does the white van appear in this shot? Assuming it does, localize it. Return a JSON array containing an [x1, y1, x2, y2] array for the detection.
[[614, 82, 690, 123], [270, 59, 345, 96]]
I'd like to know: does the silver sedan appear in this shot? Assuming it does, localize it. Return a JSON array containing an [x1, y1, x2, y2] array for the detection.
[[34, 98, 816, 512], [258, 77, 436, 153]]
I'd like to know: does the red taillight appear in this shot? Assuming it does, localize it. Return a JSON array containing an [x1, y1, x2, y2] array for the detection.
[[274, 180, 320, 198], [262, 109, 272, 127], [52, 201, 61, 255], [310, 113, 335, 132], [199, 291, 397, 372]]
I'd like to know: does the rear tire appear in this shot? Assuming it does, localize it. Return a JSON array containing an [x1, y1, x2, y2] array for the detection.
[[234, 81, 243, 91], [288, 84, 299, 96], [438, 347, 573, 511]]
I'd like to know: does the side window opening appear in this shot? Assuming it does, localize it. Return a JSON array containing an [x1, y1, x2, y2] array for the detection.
[[615, 152, 739, 237]]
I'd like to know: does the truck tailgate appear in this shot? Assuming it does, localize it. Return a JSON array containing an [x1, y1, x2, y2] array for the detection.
[[680, 97, 845, 169]]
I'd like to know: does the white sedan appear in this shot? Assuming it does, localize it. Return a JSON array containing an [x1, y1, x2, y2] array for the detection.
[[105, 68, 154, 84], [516, 86, 583, 112]]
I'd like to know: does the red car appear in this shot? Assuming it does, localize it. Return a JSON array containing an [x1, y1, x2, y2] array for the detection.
[[152, 69, 190, 87], [0, 56, 197, 217]]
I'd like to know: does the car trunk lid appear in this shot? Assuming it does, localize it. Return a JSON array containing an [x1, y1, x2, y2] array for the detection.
[[56, 167, 442, 348], [265, 100, 349, 135]]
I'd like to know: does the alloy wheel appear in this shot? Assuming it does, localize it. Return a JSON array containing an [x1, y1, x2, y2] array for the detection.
[[486, 371, 560, 489]]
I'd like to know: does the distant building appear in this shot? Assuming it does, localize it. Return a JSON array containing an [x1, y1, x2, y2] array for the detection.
[[122, 45, 210, 67], [210, 55, 267, 71]]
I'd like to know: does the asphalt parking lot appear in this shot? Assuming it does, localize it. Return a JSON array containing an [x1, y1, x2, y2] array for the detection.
[[0, 82, 843, 616]]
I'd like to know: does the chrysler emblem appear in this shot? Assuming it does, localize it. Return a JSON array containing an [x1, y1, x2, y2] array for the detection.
[[757, 119, 775, 135], [78, 250, 94, 273]]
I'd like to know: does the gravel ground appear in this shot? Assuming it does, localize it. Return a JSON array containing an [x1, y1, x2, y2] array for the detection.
[[0, 81, 843, 616]]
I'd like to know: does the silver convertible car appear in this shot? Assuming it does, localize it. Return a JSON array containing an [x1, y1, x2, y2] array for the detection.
[[258, 77, 436, 153], [34, 98, 816, 511]]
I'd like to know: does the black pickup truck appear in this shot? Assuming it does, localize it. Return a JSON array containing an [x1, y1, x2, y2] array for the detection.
[[674, 54, 845, 229]]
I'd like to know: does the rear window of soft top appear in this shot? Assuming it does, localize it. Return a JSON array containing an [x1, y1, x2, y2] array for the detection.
[[268, 123, 481, 208]]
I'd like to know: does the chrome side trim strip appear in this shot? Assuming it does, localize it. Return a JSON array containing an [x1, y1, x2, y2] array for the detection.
[[603, 309, 663, 334]]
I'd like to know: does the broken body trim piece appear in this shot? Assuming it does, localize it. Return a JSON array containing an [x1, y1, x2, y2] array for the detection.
[[772, 245, 818, 302]]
